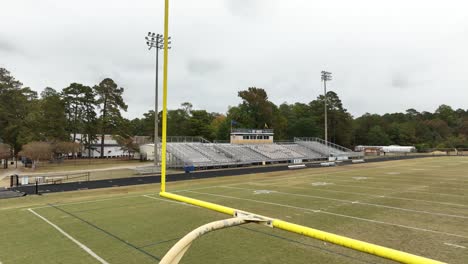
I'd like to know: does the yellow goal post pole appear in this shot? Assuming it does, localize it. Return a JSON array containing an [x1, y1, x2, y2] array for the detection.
[[160, 192, 445, 264], [160, 0, 169, 193]]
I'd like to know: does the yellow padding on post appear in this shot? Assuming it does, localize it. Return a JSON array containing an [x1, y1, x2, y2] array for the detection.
[[160, 192, 445, 264], [273, 220, 445, 264], [160, 192, 236, 216]]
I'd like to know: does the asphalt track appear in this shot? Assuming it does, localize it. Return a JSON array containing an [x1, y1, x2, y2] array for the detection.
[[12, 155, 440, 195]]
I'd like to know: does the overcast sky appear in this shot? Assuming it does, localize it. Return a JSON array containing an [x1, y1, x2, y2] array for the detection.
[[1, 0, 467, 119]]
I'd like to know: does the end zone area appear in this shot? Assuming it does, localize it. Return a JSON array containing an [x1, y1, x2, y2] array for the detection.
[[1, 157, 467, 263]]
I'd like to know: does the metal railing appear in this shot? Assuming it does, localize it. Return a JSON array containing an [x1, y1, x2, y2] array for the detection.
[[231, 128, 274, 134], [294, 137, 354, 153], [166, 136, 211, 143]]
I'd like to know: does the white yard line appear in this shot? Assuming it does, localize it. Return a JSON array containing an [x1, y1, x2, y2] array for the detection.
[[27, 194, 153, 210], [221, 186, 468, 219], [171, 186, 221, 193], [443, 242, 466, 249], [184, 190, 468, 240], [28, 208, 109, 264], [142, 195, 194, 207], [249, 181, 468, 208]]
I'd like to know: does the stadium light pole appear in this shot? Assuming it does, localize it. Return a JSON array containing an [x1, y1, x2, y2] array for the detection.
[[321, 71, 332, 156], [145, 32, 171, 166]]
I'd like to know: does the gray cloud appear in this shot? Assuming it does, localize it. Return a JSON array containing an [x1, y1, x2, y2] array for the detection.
[[187, 58, 223, 75], [225, 0, 278, 18], [1, 0, 468, 119], [391, 73, 410, 89], [0, 39, 17, 53]]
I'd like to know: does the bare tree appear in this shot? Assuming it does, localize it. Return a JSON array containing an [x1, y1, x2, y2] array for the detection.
[[19, 142, 53, 168], [114, 135, 138, 159], [0, 143, 11, 169], [53, 141, 81, 158]]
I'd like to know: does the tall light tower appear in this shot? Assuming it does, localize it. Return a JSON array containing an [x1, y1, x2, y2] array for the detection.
[[145, 32, 171, 166], [321, 71, 332, 152]]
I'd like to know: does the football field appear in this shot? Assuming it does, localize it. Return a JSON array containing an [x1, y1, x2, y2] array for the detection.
[[1, 157, 467, 263]]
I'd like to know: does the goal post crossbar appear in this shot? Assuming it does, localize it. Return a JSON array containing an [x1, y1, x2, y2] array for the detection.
[[160, 192, 445, 264]]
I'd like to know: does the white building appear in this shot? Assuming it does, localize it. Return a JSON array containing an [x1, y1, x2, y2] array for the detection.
[[75, 134, 128, 158], [139, 143, 156, 161], [354, 145, 416, 153]]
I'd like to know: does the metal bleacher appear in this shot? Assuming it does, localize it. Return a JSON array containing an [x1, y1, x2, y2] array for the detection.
[[279, 143, 323, 160], [214, 144, 268, 163], [294, 137, 361, 157], [164, 137, 362, 169], [247, 144, 303, 160], [187, 143, 234, 164]]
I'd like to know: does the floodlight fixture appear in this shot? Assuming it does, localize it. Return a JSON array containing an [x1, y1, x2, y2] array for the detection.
[[321, 70, 332, 155], [145, 32, 172, 166]]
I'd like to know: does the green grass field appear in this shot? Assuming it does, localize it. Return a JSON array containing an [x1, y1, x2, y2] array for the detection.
[[1, 157, 467, 263]]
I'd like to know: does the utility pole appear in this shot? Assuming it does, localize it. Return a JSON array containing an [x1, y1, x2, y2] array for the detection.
[[321, 71, 332, 156], [145, 32, 171, 165]]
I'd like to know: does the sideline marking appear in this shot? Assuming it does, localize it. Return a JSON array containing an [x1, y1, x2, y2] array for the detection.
[[222, 186, 468, 219], [443, 242, 466, 249], [185, 190, 468, 239], [28, 208, 109, 264]]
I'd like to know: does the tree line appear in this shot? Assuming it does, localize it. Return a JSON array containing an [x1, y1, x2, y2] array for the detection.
[[1, 67, 467, 162], [0, 68, 127, 160]]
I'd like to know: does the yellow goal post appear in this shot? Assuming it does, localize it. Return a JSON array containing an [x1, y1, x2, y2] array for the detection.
[[157, 1, 444, 263]]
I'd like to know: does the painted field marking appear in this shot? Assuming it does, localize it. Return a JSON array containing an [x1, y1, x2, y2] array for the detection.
[[258, 175, 466, 197], [261, 165, 468, 184], [443, 242, 466, 249], [250, 181, 468, 208], [28, 194, 152, 210], [250, 176, 468, 198], [184, 190, 468, 240], [28, 208, 109, 264], [222, 186, 468, 219], [311, 182, 334, 186], [142, 194, 194, 207], [253, 190, 276, 194], [171, 185, 222, 193], [280, 174, 468, 193], [352, 177, 368, 180]]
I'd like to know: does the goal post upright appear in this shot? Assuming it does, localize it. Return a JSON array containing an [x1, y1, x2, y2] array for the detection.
[[160, 0, 169, 193]]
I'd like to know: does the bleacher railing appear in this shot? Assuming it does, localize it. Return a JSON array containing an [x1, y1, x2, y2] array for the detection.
[[231, 128, 274, 134], [166, 136, 211, 143], [294, 137, 353, 152]]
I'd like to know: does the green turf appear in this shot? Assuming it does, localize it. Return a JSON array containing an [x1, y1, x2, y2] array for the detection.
[[1, 157, 467, 263]]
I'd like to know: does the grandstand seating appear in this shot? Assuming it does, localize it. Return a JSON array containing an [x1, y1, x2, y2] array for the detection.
[[247, 144, 303, 160], [164, 139, 362, 168], [294, 138, 360, 157], [280, 144, 323, 159], [167, 143, 211, 165], [187, 143, 234, 164], [214, 144, 268, 162]]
